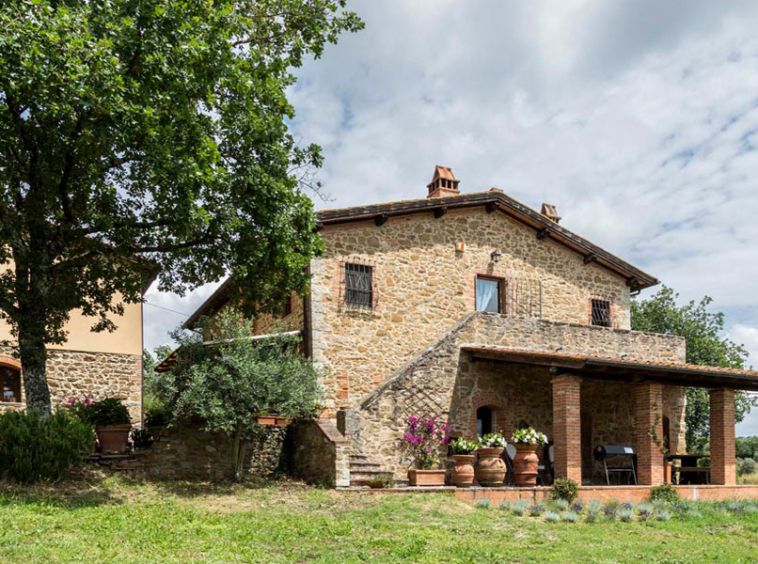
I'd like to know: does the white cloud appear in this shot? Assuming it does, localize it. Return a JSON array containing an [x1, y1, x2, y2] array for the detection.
[[143, 0, 758, 408]]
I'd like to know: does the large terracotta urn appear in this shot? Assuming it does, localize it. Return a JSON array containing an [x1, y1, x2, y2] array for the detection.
[[475, 447, 506, 487], [408, 469, 446, 486], [452, 455, 476, 488], [513, 444, 540, 487], [96, 424, 132, 454]]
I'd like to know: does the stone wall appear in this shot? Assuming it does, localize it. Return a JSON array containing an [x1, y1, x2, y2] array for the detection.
[[310, 207, 637, 411], [345, 312, 687, 479], [130, 423, 287, 481], [0, 348, 142, 422], [283, 418, 350, 487]]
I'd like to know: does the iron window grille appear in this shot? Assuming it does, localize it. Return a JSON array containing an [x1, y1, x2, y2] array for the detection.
[[344, 263, 373, 308], [504, 277, 543, 318], [591, 299, 612, 327]]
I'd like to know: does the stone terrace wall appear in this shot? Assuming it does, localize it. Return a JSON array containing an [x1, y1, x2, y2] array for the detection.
[[0, 347, 142, 422], [283, 419, 350, 487], [130, 423, 287, 481], [345, 312, 686, 478], [311, 207, 636, 412]]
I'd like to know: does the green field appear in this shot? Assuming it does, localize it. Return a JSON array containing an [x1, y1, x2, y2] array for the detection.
[[2, 477, 758, 563]]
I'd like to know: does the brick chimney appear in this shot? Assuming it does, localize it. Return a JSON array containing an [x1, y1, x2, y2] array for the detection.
[[427, 166, 460, 198], [540, 203, 561, 223]]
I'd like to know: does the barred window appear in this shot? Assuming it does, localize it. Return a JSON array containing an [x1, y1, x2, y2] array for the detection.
[[345, 263, 373, 308], [591, 299, 611, 327]]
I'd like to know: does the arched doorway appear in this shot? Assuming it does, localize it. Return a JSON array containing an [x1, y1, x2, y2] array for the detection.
[[476, 406, 496, 437]]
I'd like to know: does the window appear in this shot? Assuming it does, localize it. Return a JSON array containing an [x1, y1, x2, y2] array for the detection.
[[591, 299, 611, 327], [475, 276, 501, 313], [476, 406, 495, 437], [1, 366, 21, 403], [345, 263, 373, 308]]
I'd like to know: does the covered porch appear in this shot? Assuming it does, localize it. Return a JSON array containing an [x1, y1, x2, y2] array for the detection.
[[460, 345, 758, 487]]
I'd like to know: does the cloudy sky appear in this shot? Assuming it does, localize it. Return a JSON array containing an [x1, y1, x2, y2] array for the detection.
[[145, 0, 758, 433]]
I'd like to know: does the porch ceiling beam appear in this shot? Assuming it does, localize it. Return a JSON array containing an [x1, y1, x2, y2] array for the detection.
[[536, 227, 551, 240], [583, 253, 598, 265]]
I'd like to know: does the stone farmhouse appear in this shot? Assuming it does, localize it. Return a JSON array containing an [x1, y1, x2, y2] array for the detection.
[[177, 166, 758, 489], [0, 287, 146, 423]]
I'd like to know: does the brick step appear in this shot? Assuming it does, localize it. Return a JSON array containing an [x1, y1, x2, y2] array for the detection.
[[349, 461, 382, 471], [348, 453, 372, 462], [350, 469, 395, 487]]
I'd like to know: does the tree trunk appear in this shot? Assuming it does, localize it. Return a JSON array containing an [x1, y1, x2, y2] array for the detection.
[[232, 427, 247, 482], [19, 334, 51, 414]]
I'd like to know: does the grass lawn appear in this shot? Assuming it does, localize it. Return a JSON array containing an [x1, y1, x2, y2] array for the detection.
[[2, 477, 758, 563]]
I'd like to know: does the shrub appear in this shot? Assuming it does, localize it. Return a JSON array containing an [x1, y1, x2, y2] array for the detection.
[[684, 509, 702, 520], [529, 504, 545, 517], [637, 502, 654, 521], [68, 397, 130, 427], [621, 501, 635, 510], [144, 395, 170, 428], [587, 500, 603, 514], [544, 511, 560, 523], [497, 501, 511, 511], [570, 502, 584, 514], [561, 511, 579, 523], [585, 511, 599, 523], [656, 509, 672, 521], [475, 499, 491, 509], [604, 501, 620, 520], [0, 410, 94, 483], [619, 508, 634, 522], [511, 500, 529, 516], [649, 483, 680, 504], [737, 458, 757, 476], [131, 427, 154, 450], [552, 499, 570, 511], [551, 478, 579, 504]]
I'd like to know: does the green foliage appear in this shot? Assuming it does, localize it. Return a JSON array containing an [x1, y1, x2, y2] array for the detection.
[[561, 511, 579, 523], [736, 436, 758, 459], [551, 478, 579, 504], [0, 410, 94, 482], [510, 499, 529, 516], [737, 457, 757, 476], [0, 0, 362, 412], [510, 427, 548, 445], [143, 347, 173, 427], [632, 286, 756, 451], [449, 437, 477, 455], [649, 483, 680, 504], [475, 499, 491, 509], [69, 397, 131, 427], [155, 308, 321, 480], [365, 475, 394, 489], [543, 511, 560, 523], [130, 427, 154, 451], [618, 508, 634, 522]]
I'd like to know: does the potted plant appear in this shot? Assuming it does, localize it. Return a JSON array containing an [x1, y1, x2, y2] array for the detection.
[[68, 396, 132, 453], [475, 432, 507, 486], [510, 427, 548, 487], [404, 415, 450, 486], [449, 437, 478, 487]]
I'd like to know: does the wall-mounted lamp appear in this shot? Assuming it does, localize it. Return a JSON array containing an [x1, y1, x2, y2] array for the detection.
[[490, 250, 502, 263]]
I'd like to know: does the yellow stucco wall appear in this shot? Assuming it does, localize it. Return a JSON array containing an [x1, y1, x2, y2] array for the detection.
[[0, 299, 143, 356]]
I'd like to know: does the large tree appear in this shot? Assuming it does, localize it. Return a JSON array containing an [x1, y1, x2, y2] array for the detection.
[[631, 286, 756, 452], [0, 0, 362, 412]]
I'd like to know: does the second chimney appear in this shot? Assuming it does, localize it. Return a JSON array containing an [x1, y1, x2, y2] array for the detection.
[[427, 166, 460, 198], [540, 203, 561, 223]]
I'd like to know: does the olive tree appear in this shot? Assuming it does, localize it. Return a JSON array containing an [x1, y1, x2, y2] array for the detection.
[[154, 308, 321, 481]]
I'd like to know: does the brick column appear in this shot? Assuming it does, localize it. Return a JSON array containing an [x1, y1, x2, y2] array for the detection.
[[552, 374, 582, 483], [710, 388, 736, 485], [634, 381, 664, 485]]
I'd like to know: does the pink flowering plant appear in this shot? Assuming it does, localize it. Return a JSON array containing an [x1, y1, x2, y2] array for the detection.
[[404, 414, 451, 470]]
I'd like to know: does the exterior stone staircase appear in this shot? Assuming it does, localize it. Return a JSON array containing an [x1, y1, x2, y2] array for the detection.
[[348, 453, 395, 487]]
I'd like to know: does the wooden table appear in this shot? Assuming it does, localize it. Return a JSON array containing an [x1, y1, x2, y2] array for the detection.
[[667, 453, 710, 485]]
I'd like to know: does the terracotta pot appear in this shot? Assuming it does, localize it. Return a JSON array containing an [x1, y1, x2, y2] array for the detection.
[[408, 469, 446, 486], [96, 424, 131, 454], [452, 455, 476, 488], [664, 461, 673, 484], [513, 444, 540, 487], [475, 447, 506, 487]]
